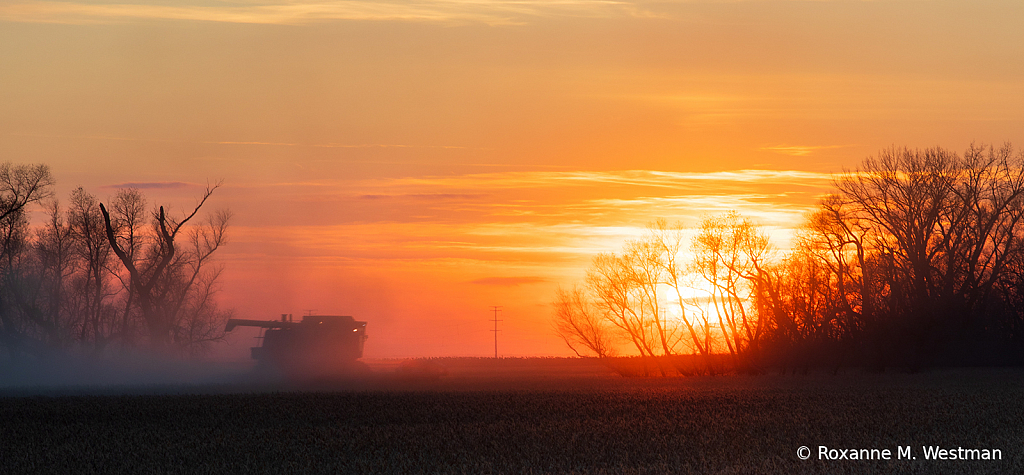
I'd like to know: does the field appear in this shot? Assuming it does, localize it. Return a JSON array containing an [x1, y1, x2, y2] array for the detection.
[[1, 358, 1022, 474]]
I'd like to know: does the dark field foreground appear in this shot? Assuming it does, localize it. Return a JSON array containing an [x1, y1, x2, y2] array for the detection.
[[1, 364, 1022, 474]]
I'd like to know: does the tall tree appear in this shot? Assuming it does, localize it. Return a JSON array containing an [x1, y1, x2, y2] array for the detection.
[[0, 163, 54, 359], [691, 212, 770, 368], [99, 183, 223, 350], [551, 285, 614, 358], [67, 187, 116, 351], [648, 219, 715, 368]]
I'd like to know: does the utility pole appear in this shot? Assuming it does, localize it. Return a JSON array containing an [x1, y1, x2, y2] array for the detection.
[[490, 306, 502, 359]]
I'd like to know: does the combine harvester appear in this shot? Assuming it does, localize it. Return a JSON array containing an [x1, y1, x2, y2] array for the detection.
[[225, 314, 369, 379]]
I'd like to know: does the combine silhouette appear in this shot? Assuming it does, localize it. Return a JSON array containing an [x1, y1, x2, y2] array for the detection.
[[225, 314, 368, 377]]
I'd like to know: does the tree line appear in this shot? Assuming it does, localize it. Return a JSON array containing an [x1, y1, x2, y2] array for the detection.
[[554, 144, 1024, 373], [0, 163, 231, 361]]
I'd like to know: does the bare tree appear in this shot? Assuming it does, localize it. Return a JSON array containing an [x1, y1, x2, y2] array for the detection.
[[550, 144, 1024, 371], [552, 285, 614, 357], [834, 147, 956, 318], [827, 145, 1024, 364], [0, 163, 54, 359], [106, 187, 148, 346], [763, 144, 1024, 368], [66, 187, 117, 351], [586, 252, 659, 359], [162, 209, 232, 355], [553, 222, 709, 374], [690, 212, 773, 370], [31, 200, 76, 348], [622, 236, 676, 357], [99, 183, 225, 350], [644, 219, 718, 372], [0, 168, 235, 359]]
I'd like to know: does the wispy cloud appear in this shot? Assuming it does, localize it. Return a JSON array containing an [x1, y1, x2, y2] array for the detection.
[[0, 0, 638, 25], [206, 140, 469, 149], [387, 169, 834, 190], [6, 132, 470, 150], [358, 193, 487, 200], [470, 276, 547, 286], [760, 144, 855, 157], [102, 181, 195, 189], [231, 168, 833, 236], [234, 169, 833, 198]]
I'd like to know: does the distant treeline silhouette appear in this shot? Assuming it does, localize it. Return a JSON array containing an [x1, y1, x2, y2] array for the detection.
[[0, 164, 230, 360], [554, 144, 1024, 373]]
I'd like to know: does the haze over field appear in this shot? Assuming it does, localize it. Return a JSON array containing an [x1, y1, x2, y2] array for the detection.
[[3, 0, 1024, 358]]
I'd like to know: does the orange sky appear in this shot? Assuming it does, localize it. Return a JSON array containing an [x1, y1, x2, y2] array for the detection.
[[3, 0, 1024, 358]]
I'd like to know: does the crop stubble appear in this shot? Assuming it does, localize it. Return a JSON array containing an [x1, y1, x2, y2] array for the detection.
[[1, 369, 1021, 474]]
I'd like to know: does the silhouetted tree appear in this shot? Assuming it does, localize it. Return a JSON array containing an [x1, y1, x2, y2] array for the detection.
[[648, 219, 717, 373], [0, 163, 54, 359], [105, 187, 147, 346], [828, 144, 1024, 365], [690, 212, 772, 370], [66, 187, 118, 352], [587, 251, 661, 363], [99, 183, 227, 351], [32, 200, 76, 349], [556, 220, 729, 374], [552, 144, 1024, 372], [552, 285, 614, 358], [0, 165, 235, 359], [161, 208, 232, 356]]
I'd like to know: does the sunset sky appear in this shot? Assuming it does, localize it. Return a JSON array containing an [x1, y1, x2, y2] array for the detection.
[[3, 0, 1024, 358]]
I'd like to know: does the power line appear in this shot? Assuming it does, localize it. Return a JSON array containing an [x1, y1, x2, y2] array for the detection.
[[490, 306, 502, 359]]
